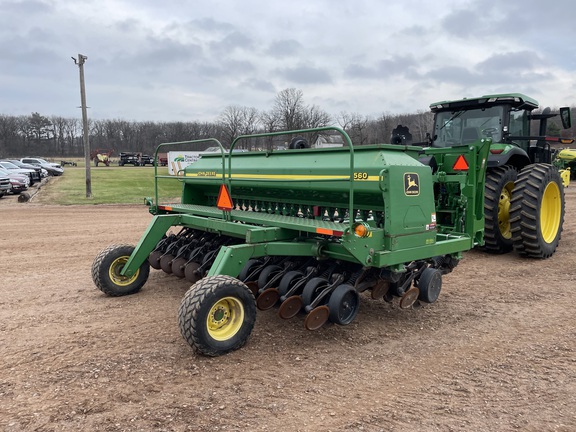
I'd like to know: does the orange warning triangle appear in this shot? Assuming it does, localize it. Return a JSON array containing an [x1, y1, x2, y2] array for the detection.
[[217, 184, 234, 211], [453, 155, 469, 171]]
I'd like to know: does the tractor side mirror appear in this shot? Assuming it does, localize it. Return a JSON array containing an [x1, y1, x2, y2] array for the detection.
[[560, 107, 572, 129]]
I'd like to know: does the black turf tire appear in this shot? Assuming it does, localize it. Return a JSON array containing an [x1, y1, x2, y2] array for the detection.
[[483, 166, 517, 254], [510, 164, 565, 258], [92, 244, 150, 296], [178, 275, 257, 356]]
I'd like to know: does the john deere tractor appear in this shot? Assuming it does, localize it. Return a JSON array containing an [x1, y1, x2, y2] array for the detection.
[[429, 93, 572, 258]]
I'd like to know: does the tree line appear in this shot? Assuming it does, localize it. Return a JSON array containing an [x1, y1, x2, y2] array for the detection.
[[0, 88, 573, 158]]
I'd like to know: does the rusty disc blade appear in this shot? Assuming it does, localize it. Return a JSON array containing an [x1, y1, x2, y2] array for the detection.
[[399, 286, 420, 309], [148, 251, 163, 269], [171, 257, 188, 279], [371, 279, 390, 300], [256, 288, 280, 311], [245, 281, 259, 297], [278, 295, 302, 320], [304, 305, 330, 331], [160, 254, 175, 274], [184, 262, 201, 283]]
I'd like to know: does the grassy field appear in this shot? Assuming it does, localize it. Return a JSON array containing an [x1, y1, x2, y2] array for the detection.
[[36, 165, 182, 205]]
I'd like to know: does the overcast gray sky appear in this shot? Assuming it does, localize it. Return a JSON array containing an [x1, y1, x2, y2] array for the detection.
[[2, 0, 576, 122]]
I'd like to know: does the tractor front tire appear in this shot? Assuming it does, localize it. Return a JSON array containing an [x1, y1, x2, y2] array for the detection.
[[510, 164, 564, 258], [484, 166, 517, 254], [178, 275, 257, 356], [92, 244, 150, 296]]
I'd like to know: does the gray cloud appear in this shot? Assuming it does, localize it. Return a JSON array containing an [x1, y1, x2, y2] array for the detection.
[[477, 51, 543, 73], [345, 55, 419, 80], [278, 65, 333, 85], [4, 0, 53, 14], [266, 39, 302, 58], [1, 0, 575, 122]]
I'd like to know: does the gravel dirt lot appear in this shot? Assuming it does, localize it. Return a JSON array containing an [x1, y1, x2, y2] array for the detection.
[[1, 188, 575, 432]]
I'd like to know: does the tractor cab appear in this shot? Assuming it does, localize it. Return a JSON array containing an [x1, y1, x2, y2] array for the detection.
[[429, 93, 571, 168]]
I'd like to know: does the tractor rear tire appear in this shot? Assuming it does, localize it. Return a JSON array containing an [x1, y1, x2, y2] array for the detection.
[[483, 165, 517, 254], [510, 164, 564, 258], [178, 275, 256, 356], [92, 244, 150, 296]]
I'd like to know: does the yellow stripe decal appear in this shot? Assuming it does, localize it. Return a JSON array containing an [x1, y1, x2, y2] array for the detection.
[[185, 173, 379, 181]]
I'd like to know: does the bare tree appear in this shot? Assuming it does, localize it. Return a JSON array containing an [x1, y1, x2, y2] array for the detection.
[[337, 112, 370, 145], [218, 105, 260, 149], [271, 88, 306, 131]]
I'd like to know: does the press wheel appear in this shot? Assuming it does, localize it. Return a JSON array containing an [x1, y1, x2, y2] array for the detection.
[[328, 284, 359, 325]]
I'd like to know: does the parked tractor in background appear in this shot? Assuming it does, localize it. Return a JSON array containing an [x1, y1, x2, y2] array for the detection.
[[91, 149, 114, 167], [428, 93, 571, 258], [553, 148, 576, 180]]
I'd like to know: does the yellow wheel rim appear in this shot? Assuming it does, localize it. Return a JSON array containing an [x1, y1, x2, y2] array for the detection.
[[206, 297, 245, 341], [498, 181, 514, 239], [540, 182, 561, 243], [108, 256, 140, 286]]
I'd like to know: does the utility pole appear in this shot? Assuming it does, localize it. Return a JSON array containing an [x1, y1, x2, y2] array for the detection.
[[72, 54, 92, 198]]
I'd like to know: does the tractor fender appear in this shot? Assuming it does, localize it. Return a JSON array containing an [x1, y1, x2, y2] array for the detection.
[[487, 146, 530, 170]]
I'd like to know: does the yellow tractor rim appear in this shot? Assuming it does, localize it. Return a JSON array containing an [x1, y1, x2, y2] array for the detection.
[[540, 182, 561, 243], [206, 297, 245, 341], [498, 181, 514, 239], [108, 256, 140, 286]]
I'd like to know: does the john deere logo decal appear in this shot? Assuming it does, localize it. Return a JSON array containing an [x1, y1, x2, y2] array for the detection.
[[404, 173, 420, 196]]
